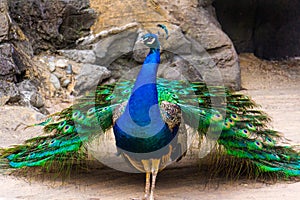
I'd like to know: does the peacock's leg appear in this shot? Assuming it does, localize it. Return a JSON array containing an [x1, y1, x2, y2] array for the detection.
[[144, 172, 151, 199], [141, 160, 151, 200], [149, 159, 160, 200]]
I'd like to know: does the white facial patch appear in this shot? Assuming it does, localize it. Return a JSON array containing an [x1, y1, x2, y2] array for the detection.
[[146, 38, 156, 45]]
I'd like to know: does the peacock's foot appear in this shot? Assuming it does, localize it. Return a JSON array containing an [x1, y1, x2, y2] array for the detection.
[[144, 193, 149, 200], [130, 194, 154, 200]]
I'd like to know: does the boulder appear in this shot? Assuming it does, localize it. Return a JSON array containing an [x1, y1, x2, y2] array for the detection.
[[93, 29, 138, 66], [0, 43, 29, 82], [58, 50, 96, 64], [0, 0, 9, 41], [74, 64, 111, 95], [17, 80, 45, 109], [7, 0, 96, 53], [88, 0, 241, 90], [0, 81, 20, 106]]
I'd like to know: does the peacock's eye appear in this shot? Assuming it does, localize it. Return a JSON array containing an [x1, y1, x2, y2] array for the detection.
[[78, 114, 85, 120], [58, 121, 66, 129], [87, 108, 95, 115], [72, 111, 80, 118], [255, 141, 262, 147], [106, 95, 114, 100], [29, 153, 35, 157], [73, 111, 79, 116]]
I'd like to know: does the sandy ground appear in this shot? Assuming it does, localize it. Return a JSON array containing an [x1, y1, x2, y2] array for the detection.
[[0, 53, 300, 200]]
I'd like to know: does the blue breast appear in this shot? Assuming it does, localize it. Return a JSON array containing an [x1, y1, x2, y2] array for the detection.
[[113, 48, 179, 156]]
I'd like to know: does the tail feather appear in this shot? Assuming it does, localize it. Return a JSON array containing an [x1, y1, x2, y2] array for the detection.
[[174, 81, 300, 178], [1, 78, 299, 179], [0, 86, 119, 169]]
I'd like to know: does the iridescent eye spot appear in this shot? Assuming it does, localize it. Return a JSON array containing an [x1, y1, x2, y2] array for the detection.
[[87, 107, 95, 114], [226, 118, 235, 126], [123, 89, 130, 93], [172, 94, 178, 99], [62, 125, 73, 134], [106, 95, 115, 100], [230, 114, 240, 121], [246, 123, 256, 131], [72, 111, 80, 119], [73, 111, 79, 116], [255, 141, 262, 147], [50, 139, 56, 144], [265, 137, 275, 146], [78, 114, 85, 120], [239, 129, 250, 137], [212, 113, 223, 121], [223, 122, 231, 129], [58, 121, 66, 129]]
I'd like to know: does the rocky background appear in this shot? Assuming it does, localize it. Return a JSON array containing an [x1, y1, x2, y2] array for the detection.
[[0, 1, 300, 199], [0, 0, 299, 119], [213, 0, 300, 60]]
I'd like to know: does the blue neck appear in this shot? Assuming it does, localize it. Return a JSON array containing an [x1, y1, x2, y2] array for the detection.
[[132, 48, 160, 92], [130, 48, 161, 125], [115, 48, 164, 136]]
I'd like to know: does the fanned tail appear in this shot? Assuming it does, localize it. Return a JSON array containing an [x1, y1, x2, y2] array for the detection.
[[169, 80, 300, 178], [218, 91, 300, 177], [0, 84, 118, 170]]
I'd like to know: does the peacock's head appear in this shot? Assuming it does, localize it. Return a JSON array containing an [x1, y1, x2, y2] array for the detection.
[[141, 33, 160, 49], [140, 24, 168, 49]]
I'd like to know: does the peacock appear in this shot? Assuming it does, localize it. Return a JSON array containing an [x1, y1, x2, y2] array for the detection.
[[1, 24, 300, 200]]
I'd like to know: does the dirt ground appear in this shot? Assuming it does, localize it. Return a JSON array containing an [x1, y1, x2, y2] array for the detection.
[[0, 53, 300, 200]]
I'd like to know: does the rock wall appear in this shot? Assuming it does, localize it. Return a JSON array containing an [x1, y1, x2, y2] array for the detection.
[[7, 0, 96, 53], [213, 0, 300, 60], [1, 0, 243, 112], [84, 0, 241, 90]]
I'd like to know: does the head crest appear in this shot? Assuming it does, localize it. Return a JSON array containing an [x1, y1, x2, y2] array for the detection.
[[157, 24, 169, 40]]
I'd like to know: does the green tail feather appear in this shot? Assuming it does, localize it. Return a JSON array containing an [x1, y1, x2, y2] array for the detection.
[[1, 78, 299, 179]]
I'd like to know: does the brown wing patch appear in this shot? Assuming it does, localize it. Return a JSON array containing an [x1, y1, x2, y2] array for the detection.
[[160, 101, 182, 132]]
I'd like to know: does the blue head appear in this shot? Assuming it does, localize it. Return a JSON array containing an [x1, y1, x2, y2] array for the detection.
[[141, 33, 160, 49], [140, 24, 169, 49]]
